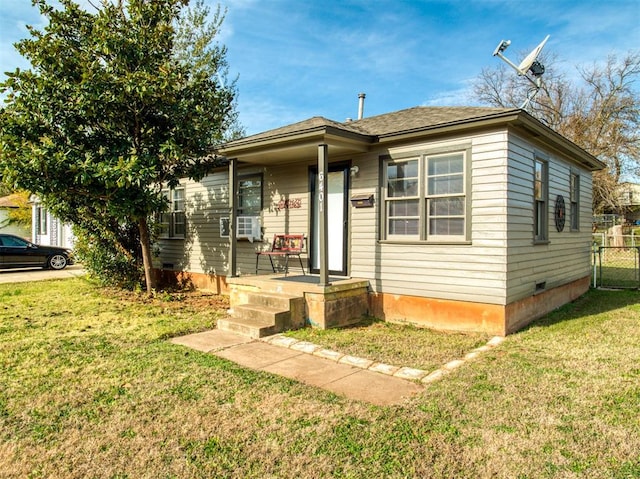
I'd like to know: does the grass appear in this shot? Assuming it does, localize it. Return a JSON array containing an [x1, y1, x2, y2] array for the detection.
[[1, 278, 639, 478], [284, 318, 491, 371]]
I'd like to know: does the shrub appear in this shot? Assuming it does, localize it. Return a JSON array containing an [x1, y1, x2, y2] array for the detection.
[[73, 223, 144, 290]]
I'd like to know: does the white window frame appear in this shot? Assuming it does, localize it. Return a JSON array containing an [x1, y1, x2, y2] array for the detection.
[[534, 157, 549, 243], [159, 186, 185, 239], [381, 147, 470, 242], [237, 174, 263, 216], [570, 171, 580, 231]]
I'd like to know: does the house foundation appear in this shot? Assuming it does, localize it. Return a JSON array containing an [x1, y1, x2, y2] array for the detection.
[[158, 270, 589, 336], [369, 276, 590, 336]]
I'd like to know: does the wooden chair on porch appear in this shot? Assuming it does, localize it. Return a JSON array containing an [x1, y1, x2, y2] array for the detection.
[[256, 234, 306, 276]]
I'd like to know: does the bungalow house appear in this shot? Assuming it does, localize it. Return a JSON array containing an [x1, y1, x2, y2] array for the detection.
[[156, 106, 604, 336]]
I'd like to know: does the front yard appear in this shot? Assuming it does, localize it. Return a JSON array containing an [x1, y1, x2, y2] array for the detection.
[[0, 278, 638, 478]]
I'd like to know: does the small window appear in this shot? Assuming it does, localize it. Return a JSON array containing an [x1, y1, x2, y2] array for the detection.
[[237, 174, 263, 216], [534, 159, 548, 242], [159, 187, 186, 238], [570, 172, 580, 231]]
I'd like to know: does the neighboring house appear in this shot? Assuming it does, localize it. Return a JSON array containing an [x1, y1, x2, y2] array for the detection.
[[0, 193, 31, 238], [618, 182, 640, 224], [30, 197, 75, 249], [156, 106, 604, 335]]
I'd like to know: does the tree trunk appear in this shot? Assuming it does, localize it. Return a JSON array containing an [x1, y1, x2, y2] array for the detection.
[[138, 216, 156, 293]]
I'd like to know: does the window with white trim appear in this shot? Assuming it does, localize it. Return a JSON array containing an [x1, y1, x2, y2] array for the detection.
[[534, 158, 548, 242], [570, 172, 580, 231], [383, 149, 468, 241], [159, 187, 185, 238]]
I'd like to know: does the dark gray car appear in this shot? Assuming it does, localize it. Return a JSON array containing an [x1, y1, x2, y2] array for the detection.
[[0, 234, 74, 270]]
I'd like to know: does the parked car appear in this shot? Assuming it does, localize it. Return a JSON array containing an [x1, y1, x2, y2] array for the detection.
[[0, 234, 74, 270]]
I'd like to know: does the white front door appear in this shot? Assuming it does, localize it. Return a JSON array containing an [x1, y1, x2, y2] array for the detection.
[[311, 166, 348, 276]]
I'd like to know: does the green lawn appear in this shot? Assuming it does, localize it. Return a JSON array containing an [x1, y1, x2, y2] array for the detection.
[[1, 279, 638, 478]]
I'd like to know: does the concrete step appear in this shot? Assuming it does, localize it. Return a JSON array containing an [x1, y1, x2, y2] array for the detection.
[[217, 317, 279, 339], [246, 291, 301, 310], [232, 304, 291, 327]]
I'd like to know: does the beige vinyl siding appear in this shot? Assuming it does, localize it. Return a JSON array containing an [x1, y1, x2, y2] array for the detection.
[[261, 163, 310, 239], [350, 131, 510, 305], [505, 133, 593, 303], [157, 172, 231, 275]]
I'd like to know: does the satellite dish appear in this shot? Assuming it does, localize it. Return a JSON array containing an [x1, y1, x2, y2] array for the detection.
[[517, 35, 550, 75], [491, 35, 550, 108]]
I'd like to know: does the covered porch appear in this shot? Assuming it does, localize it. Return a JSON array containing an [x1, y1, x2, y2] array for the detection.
[[216, 117, 374, 336]]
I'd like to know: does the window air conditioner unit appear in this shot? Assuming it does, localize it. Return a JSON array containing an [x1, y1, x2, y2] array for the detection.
[[219, 216, 261, 242], [237, 216, 261, 242]]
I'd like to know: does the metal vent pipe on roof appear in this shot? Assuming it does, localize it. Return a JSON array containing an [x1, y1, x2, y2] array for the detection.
[[358, 92, 366, 119]]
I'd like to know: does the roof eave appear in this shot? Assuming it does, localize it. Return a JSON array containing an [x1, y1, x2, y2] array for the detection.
[[219, 125, 374, 157]]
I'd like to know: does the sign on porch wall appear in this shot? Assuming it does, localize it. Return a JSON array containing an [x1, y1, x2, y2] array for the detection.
[[275, 198, 302, 210]]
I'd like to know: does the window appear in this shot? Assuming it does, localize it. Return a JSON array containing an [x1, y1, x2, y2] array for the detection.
[[237, 174, 262, 216], [37, 207, 47, 235], [534, 159, 548, 242], [386, 159, 419, 237], [570, 172, 580, 231], [1, 235, 28, 247], [427, 154, 465, 238], [383, 149, 468, 241], [159, 187, 185, 238]]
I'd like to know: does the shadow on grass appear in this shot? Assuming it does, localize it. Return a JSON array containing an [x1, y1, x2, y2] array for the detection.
[[521, 287, 640, 332]]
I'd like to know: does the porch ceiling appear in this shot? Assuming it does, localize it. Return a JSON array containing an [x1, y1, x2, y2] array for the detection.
[[219, 128, 374, 165]]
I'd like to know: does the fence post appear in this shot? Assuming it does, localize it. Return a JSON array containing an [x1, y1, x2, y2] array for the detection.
[[592, 241, 598, 288]]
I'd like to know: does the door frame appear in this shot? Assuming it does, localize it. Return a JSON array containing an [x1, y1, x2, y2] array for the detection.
[[309, 162, 350, 276]]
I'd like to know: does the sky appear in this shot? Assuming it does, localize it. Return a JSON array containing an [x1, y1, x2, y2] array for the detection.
[[0, 0, 638, 136]]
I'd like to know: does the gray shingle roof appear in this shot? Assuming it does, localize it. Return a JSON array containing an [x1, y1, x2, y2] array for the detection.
[[227, 106, 516, 147], [346, 106, 516, 136]]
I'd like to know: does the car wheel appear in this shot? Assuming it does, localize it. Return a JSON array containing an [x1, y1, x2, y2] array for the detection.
[[48, 254, 68, 270]]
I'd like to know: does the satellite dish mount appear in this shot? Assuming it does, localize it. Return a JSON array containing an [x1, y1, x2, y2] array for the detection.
[[492, 35, 550, 108]]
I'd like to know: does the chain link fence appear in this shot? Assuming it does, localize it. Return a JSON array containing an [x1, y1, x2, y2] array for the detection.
[[592, 236, 640, 289]]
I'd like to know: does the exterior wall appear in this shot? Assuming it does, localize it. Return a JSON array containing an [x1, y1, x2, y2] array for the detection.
[[157, 170, 231, 276], [349, 131, 510, 306], [157, 162, 313, 280], [504, 132, 594, 304]]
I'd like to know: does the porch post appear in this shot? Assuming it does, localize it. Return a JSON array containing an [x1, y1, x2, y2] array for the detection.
[[318, 144, 330, 286], [228, 157, 238, 278]]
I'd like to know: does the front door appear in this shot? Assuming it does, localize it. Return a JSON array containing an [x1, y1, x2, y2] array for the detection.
[[310, 164, 349, 276]]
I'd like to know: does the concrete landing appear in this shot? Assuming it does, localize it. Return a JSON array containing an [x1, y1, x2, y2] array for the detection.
[[170, 330, 423, 406]]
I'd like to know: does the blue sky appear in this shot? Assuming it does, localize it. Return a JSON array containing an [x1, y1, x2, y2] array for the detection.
[[1, 0, 638, 135]]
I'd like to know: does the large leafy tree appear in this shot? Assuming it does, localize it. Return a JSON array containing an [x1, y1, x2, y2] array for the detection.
[[0, 0, 239, 291], [473, 51, 640, 215]]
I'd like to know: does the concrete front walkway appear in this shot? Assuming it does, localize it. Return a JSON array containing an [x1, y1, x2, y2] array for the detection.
[[171, 329, 424, 406]]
